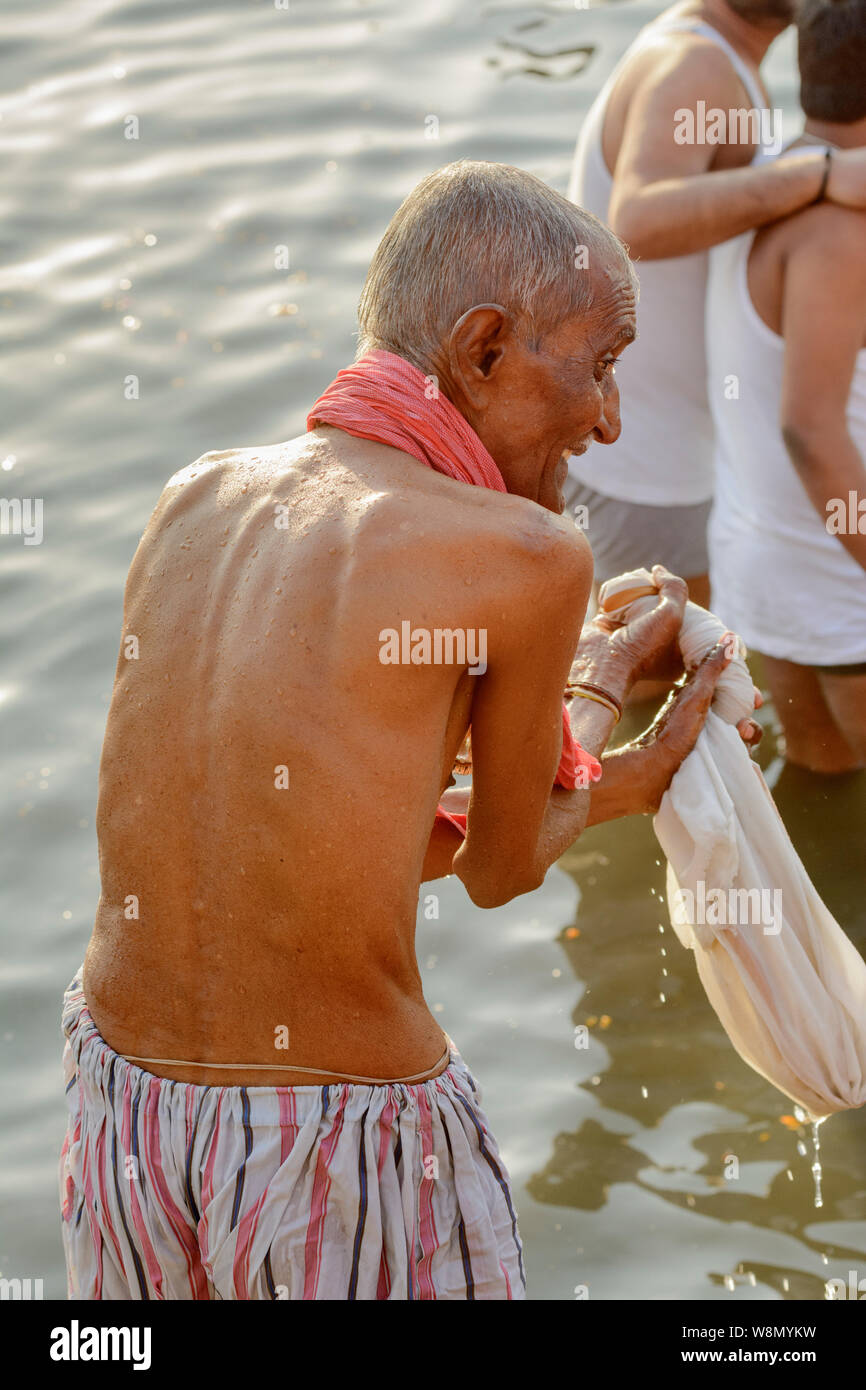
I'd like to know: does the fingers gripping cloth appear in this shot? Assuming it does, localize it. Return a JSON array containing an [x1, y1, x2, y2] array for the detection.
[[599, 568, 866, 1119], [309, 351, 603, 842]]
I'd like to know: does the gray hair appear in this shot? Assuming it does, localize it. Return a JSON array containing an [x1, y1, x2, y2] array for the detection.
[[357, 160, 633, 372]]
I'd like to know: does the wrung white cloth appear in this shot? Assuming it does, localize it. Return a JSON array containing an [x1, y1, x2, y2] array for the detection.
[[599, 569, 866, 1120]]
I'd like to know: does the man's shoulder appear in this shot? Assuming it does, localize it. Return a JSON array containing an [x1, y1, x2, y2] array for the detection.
[[323, 425, 589, 561], [164, 438, 304, 493], [450, 492, 593, 606], [343, 451, 591, 608], [789, 198, 866, 252], [628, 21, 747, 98], [772, 199, 866, 300], [400, 474, 590, 571]]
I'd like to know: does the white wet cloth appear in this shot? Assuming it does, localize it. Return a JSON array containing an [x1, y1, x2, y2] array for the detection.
[[599, 569, 866, 1120]]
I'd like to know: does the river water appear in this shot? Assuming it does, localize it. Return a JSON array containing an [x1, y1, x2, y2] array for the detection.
[[1, 0, 864, 1300]]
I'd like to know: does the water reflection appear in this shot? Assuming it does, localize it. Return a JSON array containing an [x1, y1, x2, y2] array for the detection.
[[484, 6, 596, 80], [540, 686, 866, 1299]]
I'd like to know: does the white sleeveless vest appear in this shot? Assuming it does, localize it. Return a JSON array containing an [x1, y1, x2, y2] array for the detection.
[[706, 220, 866, 664], [567, 15, 771, 506]]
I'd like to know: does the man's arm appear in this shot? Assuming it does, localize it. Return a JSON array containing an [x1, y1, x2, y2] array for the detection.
[[605, 42, 849, 260], [421, 647, 755, 884], [449, 530, 734, 906], [421, 809, 468, 883], [779, 207, 866, 574], [451, 525, 595, 908]]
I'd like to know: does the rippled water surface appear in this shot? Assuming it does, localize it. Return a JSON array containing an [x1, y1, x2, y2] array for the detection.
[[2, 0, 865, 1300]]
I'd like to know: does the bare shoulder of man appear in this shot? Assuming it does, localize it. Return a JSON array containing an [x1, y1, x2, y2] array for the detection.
[[473, 492, 592, 627], [610, 33, 753, 191], [623, 30, 749, 118]]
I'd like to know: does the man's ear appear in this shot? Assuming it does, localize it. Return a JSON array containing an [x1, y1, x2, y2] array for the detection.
[[446, 304, 513, 409]]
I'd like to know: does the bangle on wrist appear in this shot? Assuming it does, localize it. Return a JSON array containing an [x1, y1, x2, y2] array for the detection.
[[568, 660, 631, 706], [565, 680, 623, 723]]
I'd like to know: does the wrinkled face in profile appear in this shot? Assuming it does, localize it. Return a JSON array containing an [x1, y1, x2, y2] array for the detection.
[[453, 250, 637, 514], [725, 0, 796, 27]]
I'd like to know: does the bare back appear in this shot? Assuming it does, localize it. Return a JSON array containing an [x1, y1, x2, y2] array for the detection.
[[83, 430, 552, 1085]]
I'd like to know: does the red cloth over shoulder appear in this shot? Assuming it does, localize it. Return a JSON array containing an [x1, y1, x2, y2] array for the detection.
[[308, 350, 603, 839]]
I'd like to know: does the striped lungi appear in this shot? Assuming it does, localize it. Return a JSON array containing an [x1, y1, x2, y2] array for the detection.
[[58, 970, 525, 1300]]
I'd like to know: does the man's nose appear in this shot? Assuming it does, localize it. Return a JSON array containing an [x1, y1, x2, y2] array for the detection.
[[593, 380, 622, 445]]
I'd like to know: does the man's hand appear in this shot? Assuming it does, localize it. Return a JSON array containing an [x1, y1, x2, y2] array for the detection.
[[572, 564, 689, 694], [826, 147, 866, 211], [631, 640, 762, 811]]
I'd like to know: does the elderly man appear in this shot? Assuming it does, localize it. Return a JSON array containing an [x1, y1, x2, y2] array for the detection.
[[59, 161, 757, 1301]]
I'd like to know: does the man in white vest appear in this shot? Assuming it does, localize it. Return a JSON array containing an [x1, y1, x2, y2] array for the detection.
[[565, 0, 866, 624], [706, 0, 866, 772]]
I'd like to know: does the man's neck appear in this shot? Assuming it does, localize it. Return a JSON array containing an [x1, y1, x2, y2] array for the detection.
[[671, 0, 785, 68], [803, 117, 866, 152]]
